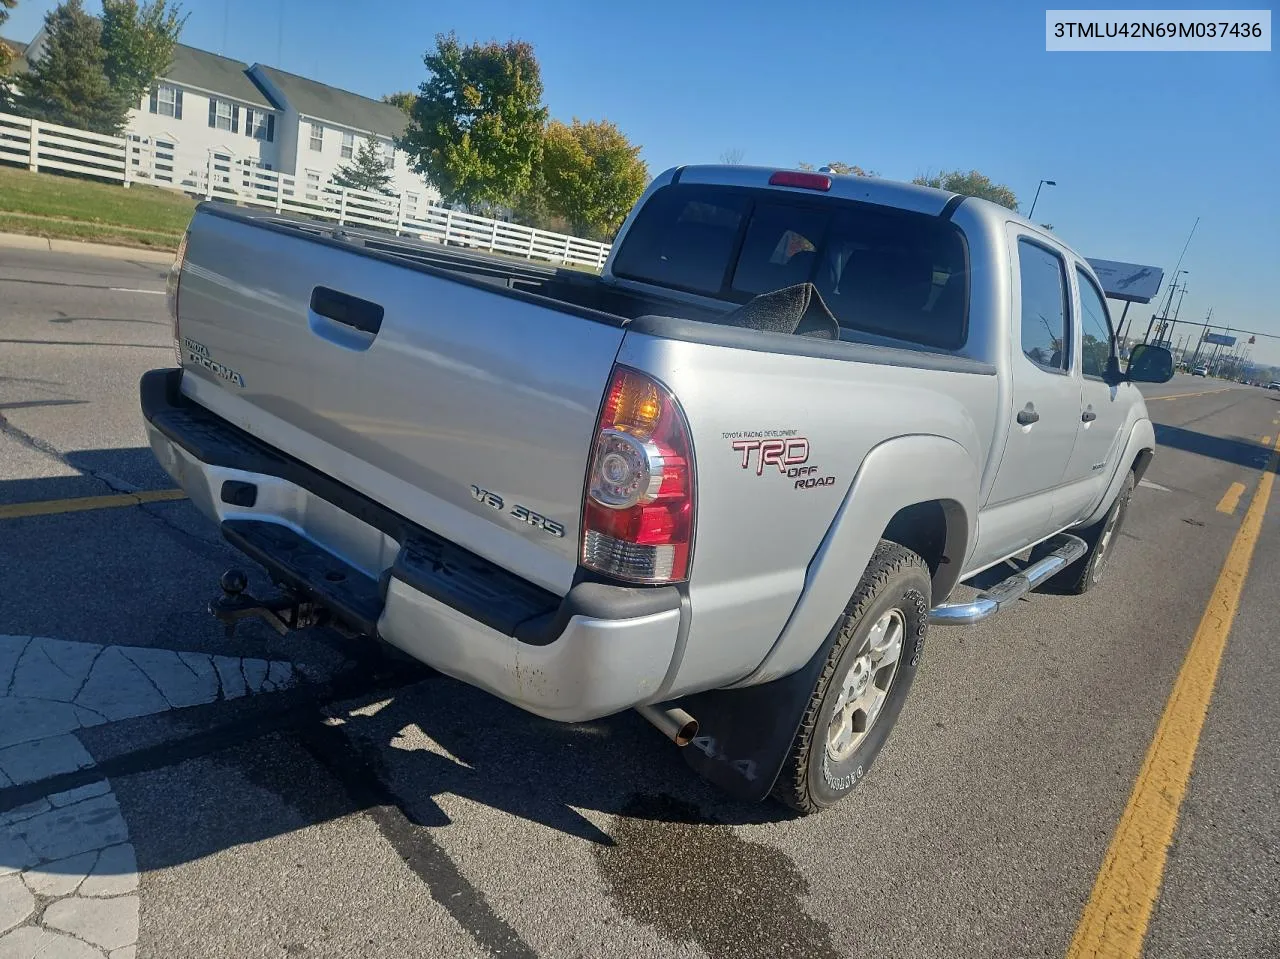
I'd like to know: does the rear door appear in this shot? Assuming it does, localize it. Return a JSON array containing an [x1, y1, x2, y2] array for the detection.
[[176, 210, 627, 593], [978, 233, 1081, 562]]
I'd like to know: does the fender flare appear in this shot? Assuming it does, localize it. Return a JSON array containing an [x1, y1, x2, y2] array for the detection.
[[678, 434, 978, 801], [1075, 418, 1156, 529]]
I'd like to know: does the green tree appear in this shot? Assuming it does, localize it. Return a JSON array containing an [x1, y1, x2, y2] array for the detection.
[[400, 32, 548, 209], [382, 90, 415, 114], [541, 118, 648, 238], [18, 0, 124, 134], [332, 135, 394, 194], [913, 169, 1018, 209], [0, 0, 19, 111], [101, 0, 186, 111]]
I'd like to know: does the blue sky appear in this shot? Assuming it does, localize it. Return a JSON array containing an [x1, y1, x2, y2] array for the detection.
[[8, 0, 1279, 362]]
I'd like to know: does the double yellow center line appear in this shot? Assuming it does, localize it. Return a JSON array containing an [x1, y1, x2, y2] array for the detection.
[[1067, 433, 1280, 957]]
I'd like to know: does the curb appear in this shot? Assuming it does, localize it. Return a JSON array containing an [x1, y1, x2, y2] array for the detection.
[[0, 231, 176, 264]]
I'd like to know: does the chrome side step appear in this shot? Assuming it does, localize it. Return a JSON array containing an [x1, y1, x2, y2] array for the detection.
[[928, 533, 1089, 625]]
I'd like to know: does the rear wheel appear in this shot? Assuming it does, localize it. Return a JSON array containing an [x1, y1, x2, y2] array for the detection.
[[771, 541, 930, 815]]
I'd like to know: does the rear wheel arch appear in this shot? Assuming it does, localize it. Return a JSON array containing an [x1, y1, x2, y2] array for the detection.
[[882, 498, 970, 602]]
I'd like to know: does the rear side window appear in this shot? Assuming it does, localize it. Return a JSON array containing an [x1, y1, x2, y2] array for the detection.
[[612, 184, 969, 350], [1017, 239, 1069, 372]]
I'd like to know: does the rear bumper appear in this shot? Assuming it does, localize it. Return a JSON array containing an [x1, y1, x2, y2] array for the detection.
[[140, 368, 682, 722]]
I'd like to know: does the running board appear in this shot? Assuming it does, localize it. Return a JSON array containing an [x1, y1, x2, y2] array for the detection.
[[928, 533, 1089, 625]]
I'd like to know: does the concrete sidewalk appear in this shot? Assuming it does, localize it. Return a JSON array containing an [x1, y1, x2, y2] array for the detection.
[[0, 231, 174, 265]]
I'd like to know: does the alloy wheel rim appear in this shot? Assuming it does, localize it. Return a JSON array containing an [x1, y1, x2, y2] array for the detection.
[[826, 608, 906, 763]]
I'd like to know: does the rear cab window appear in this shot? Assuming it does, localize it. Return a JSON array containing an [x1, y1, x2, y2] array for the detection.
[[611, 184, 970, 351]]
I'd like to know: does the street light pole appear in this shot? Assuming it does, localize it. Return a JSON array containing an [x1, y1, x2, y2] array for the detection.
[[1027, 179, 1056, 220]]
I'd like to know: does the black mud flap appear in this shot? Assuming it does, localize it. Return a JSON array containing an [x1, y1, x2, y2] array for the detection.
[[677, 625, 838, 803]]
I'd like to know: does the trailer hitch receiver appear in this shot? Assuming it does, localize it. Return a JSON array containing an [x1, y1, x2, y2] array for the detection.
[[209, 568, 325, 638]]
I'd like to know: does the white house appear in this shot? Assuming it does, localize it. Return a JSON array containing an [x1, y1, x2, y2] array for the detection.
[[125, 44, 280, 187], [17, 30, 438, 209], [247, 65, 430, 209]]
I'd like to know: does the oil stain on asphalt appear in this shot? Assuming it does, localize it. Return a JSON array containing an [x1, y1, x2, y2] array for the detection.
[[595, 794, 839, 959]]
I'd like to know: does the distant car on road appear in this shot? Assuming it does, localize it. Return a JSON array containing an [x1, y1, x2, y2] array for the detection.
[[1192, 365, 1210, 377], [1269, 381, 1280, 391]]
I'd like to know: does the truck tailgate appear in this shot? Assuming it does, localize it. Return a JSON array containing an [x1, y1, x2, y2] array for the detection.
[[175, 208, 626, 593]]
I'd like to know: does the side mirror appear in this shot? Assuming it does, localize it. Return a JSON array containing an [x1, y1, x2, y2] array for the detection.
[[1126, 344, 1175, 384]]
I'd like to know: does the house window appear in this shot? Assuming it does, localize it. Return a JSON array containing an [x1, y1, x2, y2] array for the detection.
[[309, 122, 323, 152], [341, 131, 354, 159], [152, 84, 179, 118], [380, 138, 395, 170], [245, 109, 273, 141], [208, 99, 233, 131]]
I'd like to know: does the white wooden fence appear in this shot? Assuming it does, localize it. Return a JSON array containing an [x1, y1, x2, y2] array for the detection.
[[0, 111, 613, 269]]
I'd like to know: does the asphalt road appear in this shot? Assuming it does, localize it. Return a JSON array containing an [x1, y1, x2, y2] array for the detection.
[[1, 245, 1277, 959]]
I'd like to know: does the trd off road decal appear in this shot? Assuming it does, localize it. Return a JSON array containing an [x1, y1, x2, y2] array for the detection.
[[724, 429, 836, 489]]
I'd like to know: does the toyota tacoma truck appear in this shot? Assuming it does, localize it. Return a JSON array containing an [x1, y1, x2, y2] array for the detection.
[[140, 165, 1174, 814]]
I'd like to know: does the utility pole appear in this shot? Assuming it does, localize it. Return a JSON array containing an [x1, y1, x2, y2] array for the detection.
[[1146, 217, 1200, 345], [1188, 306, 1214, 368]]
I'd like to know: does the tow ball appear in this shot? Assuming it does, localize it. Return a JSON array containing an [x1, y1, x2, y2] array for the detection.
[[209, 568, 326, 639]]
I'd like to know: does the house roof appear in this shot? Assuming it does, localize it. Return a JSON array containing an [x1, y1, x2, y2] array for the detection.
[[252, 64, 407, 139], [165, 43, 275, 109]]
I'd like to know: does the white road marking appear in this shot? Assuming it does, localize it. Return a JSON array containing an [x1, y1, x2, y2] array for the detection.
[[0, 634, 318, 957], [1139, 479, 1172, 492], [107, 288, 164, 295]]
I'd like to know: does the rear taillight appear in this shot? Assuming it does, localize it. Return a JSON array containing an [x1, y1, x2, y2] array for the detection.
[[167, 230, 189, 365], [581, 367, 695, 584]]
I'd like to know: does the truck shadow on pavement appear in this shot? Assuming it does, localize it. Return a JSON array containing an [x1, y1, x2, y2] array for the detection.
[[1153, 423, 1278, 472]]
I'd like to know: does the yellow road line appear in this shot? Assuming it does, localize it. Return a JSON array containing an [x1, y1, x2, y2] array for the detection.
[[1215, 482, 1247, 514], [1146, 388, 1233, 402], [1265, 437, 1272, 447], [1066, 434, 1280, 959], [0, 488, 186, 520]]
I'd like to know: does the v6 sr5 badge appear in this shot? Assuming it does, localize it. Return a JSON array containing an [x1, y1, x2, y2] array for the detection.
[[729, 435, 836, 489]]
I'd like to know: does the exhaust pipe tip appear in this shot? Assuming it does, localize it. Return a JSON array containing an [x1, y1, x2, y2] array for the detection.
[[636, 704, 698, 747]]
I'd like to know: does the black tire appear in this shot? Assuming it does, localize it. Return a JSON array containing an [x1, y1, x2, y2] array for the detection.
[[1053, 471, 1135, 595], [771, 541, 931, 815]]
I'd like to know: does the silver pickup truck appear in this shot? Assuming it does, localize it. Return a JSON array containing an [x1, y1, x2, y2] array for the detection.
[[140, 165, 1174, 813]]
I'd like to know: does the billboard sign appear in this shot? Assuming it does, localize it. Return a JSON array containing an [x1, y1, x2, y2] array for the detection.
[[1086, 259, 1165, 304], [1204, 332, 1237, 347]]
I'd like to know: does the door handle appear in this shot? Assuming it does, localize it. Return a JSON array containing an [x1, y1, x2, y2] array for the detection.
[[1016, 406, 1040, 426], [310, 287, 384, 335], [1081, 410, 1098, 423]]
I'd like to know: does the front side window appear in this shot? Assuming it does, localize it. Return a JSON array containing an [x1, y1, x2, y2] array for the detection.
[[1017, 239, 1069, 372], [341, 131, 354, 159], [309, 122, 323, 152], [1076, 267, 1113, 378]]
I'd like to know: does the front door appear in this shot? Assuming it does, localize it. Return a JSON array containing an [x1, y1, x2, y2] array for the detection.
[[1061, 264, 1132, 520], [976, 234, 1082, 566]]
